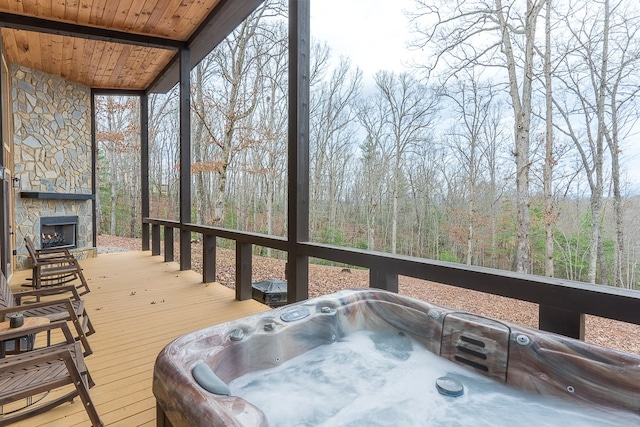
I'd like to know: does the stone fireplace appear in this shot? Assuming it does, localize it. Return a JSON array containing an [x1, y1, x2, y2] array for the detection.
[[12, 65, 96, 269]]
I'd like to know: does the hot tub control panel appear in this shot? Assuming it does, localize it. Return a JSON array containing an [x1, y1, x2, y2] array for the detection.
[[280, 306, 311, 322]]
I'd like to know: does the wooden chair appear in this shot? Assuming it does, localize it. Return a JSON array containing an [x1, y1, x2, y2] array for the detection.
[[24, 236, 90, 296], [0, 273, 94, 357], [0, 321, 103, 426]]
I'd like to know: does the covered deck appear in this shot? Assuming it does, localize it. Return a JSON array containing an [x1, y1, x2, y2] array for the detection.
[[8, 251, 269, 426]]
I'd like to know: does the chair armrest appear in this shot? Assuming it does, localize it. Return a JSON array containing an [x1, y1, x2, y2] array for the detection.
[[32, 257, 80, 267], [0, 297, 77, 320], [37, 246, 72, 255], [14, 285, 82, 304]]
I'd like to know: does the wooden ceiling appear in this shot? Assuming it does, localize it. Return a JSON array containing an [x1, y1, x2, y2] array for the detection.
[[0, 0, 258, 91]]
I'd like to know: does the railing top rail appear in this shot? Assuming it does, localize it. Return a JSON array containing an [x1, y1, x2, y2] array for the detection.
[[143, 218, 640, 327]]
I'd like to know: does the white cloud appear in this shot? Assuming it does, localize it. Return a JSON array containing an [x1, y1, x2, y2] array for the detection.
[[310, 0, 417, 78]]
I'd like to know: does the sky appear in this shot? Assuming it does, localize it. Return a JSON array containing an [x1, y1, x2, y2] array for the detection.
[[310, 0, 417, 79], [309, 0, 640, 189]]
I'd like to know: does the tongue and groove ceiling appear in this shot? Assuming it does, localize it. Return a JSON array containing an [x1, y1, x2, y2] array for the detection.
[[0, 0, 262, 92]]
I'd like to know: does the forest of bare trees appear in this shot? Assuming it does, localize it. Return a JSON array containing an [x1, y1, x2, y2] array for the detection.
[[95, 0, 640, 289]]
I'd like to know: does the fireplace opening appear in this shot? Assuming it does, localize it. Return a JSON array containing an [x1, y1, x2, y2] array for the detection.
[[40, 216, 78, 249]]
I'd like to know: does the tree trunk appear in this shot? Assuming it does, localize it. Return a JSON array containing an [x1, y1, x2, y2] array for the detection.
[[543, 0, 555, 277]]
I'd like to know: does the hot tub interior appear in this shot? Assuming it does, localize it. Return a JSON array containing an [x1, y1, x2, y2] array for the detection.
[[153, 289, 640, 427]]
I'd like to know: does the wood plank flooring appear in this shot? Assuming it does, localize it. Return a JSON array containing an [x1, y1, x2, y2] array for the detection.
[[7, 251, 270, 426]]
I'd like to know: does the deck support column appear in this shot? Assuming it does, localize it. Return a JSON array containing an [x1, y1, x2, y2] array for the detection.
[[286, 0, 310, 303], [236, 242, 252, 300], [152, 224, 161, 256], [141, 93, 150, 251], [369, 267, 399, 293], [178, 48, 192, 270], [539, 305, 585, 340], [203, 235, 216, 283], [164, 226, 174, 262]]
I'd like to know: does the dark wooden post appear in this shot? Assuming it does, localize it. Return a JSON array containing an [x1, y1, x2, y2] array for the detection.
[[152, 224, 161, 256], [178, 48, 191, 270], [236, 242, 252, 300], [203, 234, 216, 283], [164, 226, 174, 262], [369, 266, 399, 293], [141, 93, 150, 251], [539, 305, 585, 340], [286, 0, 310, 302], [90, 90, 97, 251]]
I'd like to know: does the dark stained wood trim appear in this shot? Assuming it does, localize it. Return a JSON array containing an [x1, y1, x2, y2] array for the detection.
[[179, 48, 191, 271], [20, 192, 95, 200], [286, 0, 310, 302], [0, 12, 184, 50], [147, 0, 264, 94], [90, 90, 97, 248], [141, 93, 150, 251]]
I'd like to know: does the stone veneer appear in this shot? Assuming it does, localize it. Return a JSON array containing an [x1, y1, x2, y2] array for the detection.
[[12, 65, 95, 269]]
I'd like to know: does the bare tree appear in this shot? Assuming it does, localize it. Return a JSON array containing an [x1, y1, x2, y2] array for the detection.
[[411, 0, 547, 273], [553, 0, 640, 285], [374, 71, 438, 254], [443, 72, 497, 265], [309, 54, 362, 240]]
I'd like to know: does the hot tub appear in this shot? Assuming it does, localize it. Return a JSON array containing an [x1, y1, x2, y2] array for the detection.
[[153, 289, 640, 426]]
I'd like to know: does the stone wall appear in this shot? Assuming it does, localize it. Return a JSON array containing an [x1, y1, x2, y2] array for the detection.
[[12, 65, 95, 269]]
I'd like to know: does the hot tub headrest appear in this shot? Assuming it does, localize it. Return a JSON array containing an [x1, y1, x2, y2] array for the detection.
[[192, 363, 231, 396]]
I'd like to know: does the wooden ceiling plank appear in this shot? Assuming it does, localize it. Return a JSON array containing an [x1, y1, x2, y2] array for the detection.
[[157, 0, 194, 39], [121, 0, 149, 33], [37, 0, 54, 18], [89, 0, 108, 26], [60, 35, 75, 80], [4, 35, 19, 71], [64, 36, 83, 81], [100, 0, 120, 28], [76, 0, 92, 24], [19, 0, 37, 15], [57, 0, 77, 22], [39, 32, 52, 75], [141, 0, 177, 36], [164, 0, 212, 40], [86, 37, 106, 87], [103, 43, 124, 86], [78, 37, 97, 86], [26, 30, 42, 71], [131, 0, 157, 34], [0, 0, 25, 14], [3, 29, 22, 68], [50, 34, 63, 77], [119, 44, 142, 87]]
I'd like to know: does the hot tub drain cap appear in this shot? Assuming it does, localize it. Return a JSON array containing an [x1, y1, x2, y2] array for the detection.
[[436, 376, 464, 397]]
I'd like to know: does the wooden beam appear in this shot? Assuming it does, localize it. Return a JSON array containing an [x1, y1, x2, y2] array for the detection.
[[90, 90, 97, 249], [179, 48, 191, 271], [286, 0, 310, 302], [147, 0, 264, 94], [0, 12, 184, 50], [140, 93, 150, 251]]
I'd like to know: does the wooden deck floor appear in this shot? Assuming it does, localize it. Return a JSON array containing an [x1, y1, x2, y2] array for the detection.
[[7, 251, 270, 427]]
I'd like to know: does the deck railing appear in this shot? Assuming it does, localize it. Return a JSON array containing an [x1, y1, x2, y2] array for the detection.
[[143, 218, 640, 341]]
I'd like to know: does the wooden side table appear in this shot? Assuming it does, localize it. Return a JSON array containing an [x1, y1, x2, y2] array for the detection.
[[0, 317, 50, 357]]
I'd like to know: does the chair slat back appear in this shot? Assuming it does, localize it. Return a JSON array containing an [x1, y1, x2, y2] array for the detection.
[[0, 271, 16, 310], [24, 235, 38, 262]]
